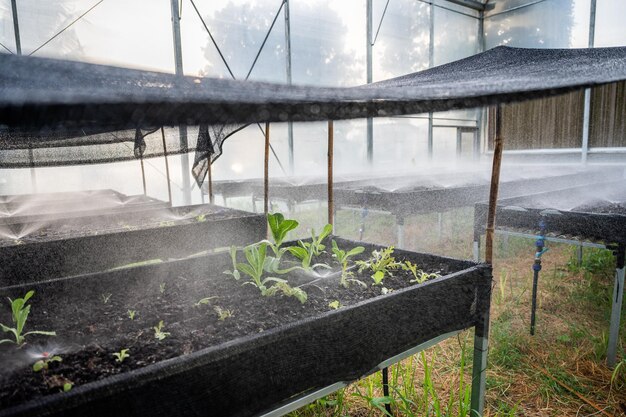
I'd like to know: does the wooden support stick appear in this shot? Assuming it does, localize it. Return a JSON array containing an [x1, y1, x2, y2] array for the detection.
[[160, 127, 173, 205], [264, 122, 270, 215], [207, 155, 214, 204], [140, 157, 147, 196], [485, 104, 504, 264], [328, 120, 334, 227]]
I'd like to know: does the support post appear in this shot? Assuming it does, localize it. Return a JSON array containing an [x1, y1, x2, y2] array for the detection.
[[607, 246, 625, 367], [366, 0, 373, 165], [170, 0, 191, 204], [396, 216, 405, 248], [140, 157, 147, 196], [207, 157, 214, 204], [470, 320, 489, 417], [10, 0, 21, 55], [581, 0, 596, 164], [427, 5, 435, 160], [161, 127, 173, 205], [284, 0, 294, 174], [485, 105, 504, 264], [328, 120, 334, 227], [264, 122, 270, 215]]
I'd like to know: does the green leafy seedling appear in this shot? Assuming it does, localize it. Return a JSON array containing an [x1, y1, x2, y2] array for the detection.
[[403, 261, 440, 284], [194, 296, 218, 307], [33, 355, 62, 372], [153, 321, 170, 341], [159, 283, 166, 294], [223, 246, 241, 280], [356, 246, 403, 286], [196, 214, 206, 222], [214, 306, 234, 321], [267, 212, 299, 256], [127, 310, 137, 320], [331, 240, 366, 288], [328, 300, 341, 310], [101, 293, 112, 304], [112, 349, 130, 363], [0, 290, 56, 346], [63, 382, 73, 392]]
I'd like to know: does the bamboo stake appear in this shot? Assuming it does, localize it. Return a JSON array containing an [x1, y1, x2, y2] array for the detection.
[[160, 127, 173, 205], [264, 122, 270, 215], [140, 156, 147, 196], [327, 120, 334, 227], [207, 155, 214, 204], [485, 104, 503, 264]]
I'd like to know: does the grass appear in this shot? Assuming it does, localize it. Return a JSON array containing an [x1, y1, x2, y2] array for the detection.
[[226, 199, 626, 416]]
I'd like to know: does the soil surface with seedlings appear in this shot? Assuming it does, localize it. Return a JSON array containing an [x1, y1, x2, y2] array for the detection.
[[0, 205, 251, 248], [0, 242, 462, 410]]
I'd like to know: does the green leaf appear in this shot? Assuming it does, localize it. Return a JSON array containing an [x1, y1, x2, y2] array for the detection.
[[32, 361, 45, 372], [346, 246, 365, 257], [372, 270, 385, 285], [287, 246, 308, 261], [319, 224, 333, 241], [23, 330, 56, 337], [63, 382, 73, 392]]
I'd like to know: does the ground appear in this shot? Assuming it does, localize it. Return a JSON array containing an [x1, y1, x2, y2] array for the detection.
[[231, 203, 626, 417]]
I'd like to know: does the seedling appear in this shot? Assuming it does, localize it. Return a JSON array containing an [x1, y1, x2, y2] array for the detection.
[[159, 283, 166, 294], [403, 261, 440, 284], [32, 354, 62, 372], [328, 300, 341, 310], [214, 306, 234, 321], [287, 224, 333, 273], [331, 240, 366, 288], [266, 212, 299, 257], [223, 246, 241, 280], [356, 246, 403, 285], [112, 349, 130, 363], [193, 297, 218, 307], [101, 293, 112, 304], [0, 290, 56, 346], [127, 310, 137, 320], [196, 214, 206, 222], [63, 382, 73, 392], [153, 321, 170, 340]]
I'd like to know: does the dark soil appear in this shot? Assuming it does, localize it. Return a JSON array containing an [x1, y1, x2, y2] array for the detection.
[[0, 205, 250, 248], [0, 240, 460, 410], [572, 200, 626, 215]]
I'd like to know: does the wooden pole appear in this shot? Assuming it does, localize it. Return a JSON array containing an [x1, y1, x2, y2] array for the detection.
[[140, 157, 147, 196], [485, 105, 504, 264], [327, 120, 334, 226], [160, 127, 173, 205], [264, 122, 270, 215], [207, 156, 214, 204]]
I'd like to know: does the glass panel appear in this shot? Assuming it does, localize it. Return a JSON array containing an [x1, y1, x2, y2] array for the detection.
[[484, 0, 590, 49], [372, 117, 429, 172], [594, 0, 626, 47], [372, 0, 430, 81], [433, 6, 478, 65]]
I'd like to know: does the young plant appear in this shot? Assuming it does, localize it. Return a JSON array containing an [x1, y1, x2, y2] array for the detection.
[[0, 290, 56, 346], [403, 261, 440, 284], [356, 246, 403, 286], [331, 240, 366, 288], [194, 296, 217, 307], [153, 321, 170, 341], [127, 310, 137, 320], [101, 293, 112, 304], [223, 245, 241, 280], [266, 212, 299, 257], [328, 300, 341, 310], [214, 306, 234, 321], [63, 382, 73, 392], [159, 283, 166, 294], [32, 355, 62, 372], [112, 349, 130, 363], [196, 214, 206, 222]]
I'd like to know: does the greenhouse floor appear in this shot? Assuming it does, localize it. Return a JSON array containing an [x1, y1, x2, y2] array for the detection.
[[255, 205, 626, 417]]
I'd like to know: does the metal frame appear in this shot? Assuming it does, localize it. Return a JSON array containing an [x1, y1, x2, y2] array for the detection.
[[257, 329, 489, 417]]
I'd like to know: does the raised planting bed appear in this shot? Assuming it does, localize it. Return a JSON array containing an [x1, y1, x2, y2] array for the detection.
[[0, 204, 265, 285], [0, 192, 168, 226], [335, 167, 617, 217], [0, 189, 123, 205], [473, 180, 626, 245], [0, 237, 491, 417]]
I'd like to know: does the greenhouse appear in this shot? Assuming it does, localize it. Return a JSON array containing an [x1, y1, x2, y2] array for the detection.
[[0, 0, 625, 416]]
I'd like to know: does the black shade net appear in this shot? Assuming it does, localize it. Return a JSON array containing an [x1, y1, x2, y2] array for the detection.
[[1, 46, 626, 185]]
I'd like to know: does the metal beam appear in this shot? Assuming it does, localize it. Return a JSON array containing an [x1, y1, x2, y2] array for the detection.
[[170, 0, 191, 205], [284, 0, 294, 174], [10, 0, 21, 55], [366, 0, 373, 165], [444, 0, 485, 12]]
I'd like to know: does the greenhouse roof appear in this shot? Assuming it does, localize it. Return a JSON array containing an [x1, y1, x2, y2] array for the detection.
[[0, 45, 625, 132]]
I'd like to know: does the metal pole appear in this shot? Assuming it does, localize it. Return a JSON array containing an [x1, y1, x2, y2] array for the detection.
[[470, 314, 489, 417], [140, 157, 147, 196], [328, 120, 334, 227], [170, 0, 191, 205], [161, 127, 173, 205], [607, 246, 625, 367], [485, 105, 504, 264], [207, 157, 214, 204], [284, 0, 294, 175], [427, 4, 435, 159], [396, 216, 405, 248], [366, 0, 373, 165], [264, 122, 270, 215], [382, 367, 392, 416], [581, 0, 596, 164], [10, 0, 21, 55]]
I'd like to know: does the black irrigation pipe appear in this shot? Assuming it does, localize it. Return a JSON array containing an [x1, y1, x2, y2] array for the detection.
[[382, 367, 392, 416]]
